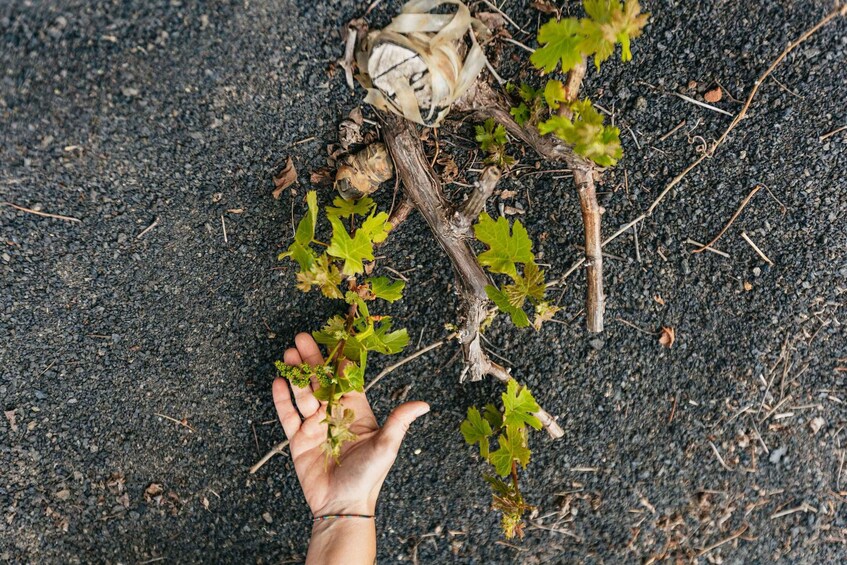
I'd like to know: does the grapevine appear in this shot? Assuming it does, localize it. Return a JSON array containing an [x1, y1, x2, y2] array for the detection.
[[265, 0, 649, 538]]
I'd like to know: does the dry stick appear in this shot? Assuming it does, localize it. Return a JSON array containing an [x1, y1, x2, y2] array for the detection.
[[137, 217, 159, 239], [672, 92, 734, 117], [691, 184, 762, 253], [770, 503, 816, 519], [560, 59, 604, 333], [685, 238, 730, 258], [364, 332, 457, 393], [740, 231, 775, 266], [250, 439, 289, 474], [820, 124, 847, 141], [380, 111, 563, 439], [647, 4, 847, 215], [153, 413, 195, 433], [1, 201, 82, 223], [697, 523, 749, 557], [479, 0, 529, 34], [709, 441, 735, 471]]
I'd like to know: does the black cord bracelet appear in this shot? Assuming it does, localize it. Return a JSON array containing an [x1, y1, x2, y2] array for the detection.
[[312, 514, 375, 522]]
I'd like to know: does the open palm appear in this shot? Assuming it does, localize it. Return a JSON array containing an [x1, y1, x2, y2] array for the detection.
[[272, 333, 430, 516]]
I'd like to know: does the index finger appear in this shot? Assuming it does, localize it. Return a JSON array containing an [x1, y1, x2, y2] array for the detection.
[[295, 333, 325, 366], [272, 378, 301, 439]]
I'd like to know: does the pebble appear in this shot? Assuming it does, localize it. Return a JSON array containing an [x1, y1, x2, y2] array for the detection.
[[769, 446, 787, 464]]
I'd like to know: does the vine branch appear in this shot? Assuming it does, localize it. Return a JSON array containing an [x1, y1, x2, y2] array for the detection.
[[380, 111, 564, 439], [456, 77, 606, 332]]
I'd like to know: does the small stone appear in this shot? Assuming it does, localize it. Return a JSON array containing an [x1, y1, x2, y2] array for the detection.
[[635, 96, 647, 111], [55, 489, 71, 501], [589, 338, 604, 351], [769, 446, 787, 464], [262, 512, 273, 524], [809, 416, 825, 434]]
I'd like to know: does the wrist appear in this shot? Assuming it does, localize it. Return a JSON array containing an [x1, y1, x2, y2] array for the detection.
[[312, 497, 376, 518], [308, 514, 376, 565]]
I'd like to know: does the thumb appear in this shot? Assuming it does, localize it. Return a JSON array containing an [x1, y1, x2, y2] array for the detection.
[[378, 401, 430, 454]]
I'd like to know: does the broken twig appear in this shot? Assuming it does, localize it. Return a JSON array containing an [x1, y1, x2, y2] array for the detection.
[[692, 184, 761, 253], [740, 231, 774, 266], [2, 201, 81, 223]]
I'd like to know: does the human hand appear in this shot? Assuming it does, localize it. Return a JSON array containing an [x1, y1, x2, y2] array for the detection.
[[272, 332, 430, 517]]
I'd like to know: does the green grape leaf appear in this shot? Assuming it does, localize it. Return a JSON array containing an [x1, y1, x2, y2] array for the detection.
[[502, 380, 542, 430], [364, 321, 409, 355], [312, 315, 349, 356], [279, 241, 316, 272], [483, 403, 503, 430], [537, 100, 622, 167], [484, 475, 513, 497], [474, 213, 534, 278], [326, 215, 375, 275], [486, 285, 530, 328], [530, 17, 583, 74], [510, 103, 531, 126], [503, 261, 546, 309], [461, 407, 493, 459], [313, 385, 336, 402], [360, 211, 392, 244], [543, 80, 568, 110], [581, 0, 649, 68], [367, 276, 405, 303], [518, 83, 541, 104], [475, 118, 508, 153], [532, 301, 562, 330], [294, 190, 319, 245], [489, 426, 532, 477], [338, 361, 365, 393], [295, 253, 344, 298], [326, 196, 375, 218]]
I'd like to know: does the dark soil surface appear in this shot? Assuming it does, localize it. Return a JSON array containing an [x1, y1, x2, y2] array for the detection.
[[2, 0, 846, 563]]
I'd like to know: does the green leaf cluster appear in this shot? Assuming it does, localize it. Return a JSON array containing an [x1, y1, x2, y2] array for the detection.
[[279, 192, 394, 297], [322, 406, 358, 460], [507, 83, 546, 127], [474, 118, 516, 168], [461, 380, 542, 538], [506, 79, 571, 128], [538, 99, 622, 167], [278, 190, 411, 461], [473, 213, 560, 329], [530, 0, 649, 74]]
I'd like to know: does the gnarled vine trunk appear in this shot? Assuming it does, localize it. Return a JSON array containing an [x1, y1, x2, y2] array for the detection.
[[380, 111, 564, 438]]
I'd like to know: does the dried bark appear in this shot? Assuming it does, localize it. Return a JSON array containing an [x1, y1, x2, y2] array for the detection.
[[380, 111, 564, 439]]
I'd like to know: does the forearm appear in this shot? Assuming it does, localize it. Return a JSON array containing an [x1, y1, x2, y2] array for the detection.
[[306, 518, 376, 565]]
